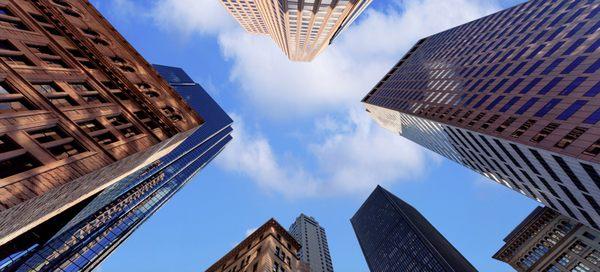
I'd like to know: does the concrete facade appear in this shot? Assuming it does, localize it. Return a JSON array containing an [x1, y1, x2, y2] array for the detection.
[[219, 0, 372, 61], [289, 214, 333, 272]]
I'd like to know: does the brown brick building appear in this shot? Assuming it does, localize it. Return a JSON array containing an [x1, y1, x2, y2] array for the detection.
[[206, 219, 310, 272], [0, 0, 204, 259]]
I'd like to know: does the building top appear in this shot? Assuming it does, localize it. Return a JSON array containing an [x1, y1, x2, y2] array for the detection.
[[205, 218, 302, 272], [493, 206, 561, 261], [352, 185, 477, 272]]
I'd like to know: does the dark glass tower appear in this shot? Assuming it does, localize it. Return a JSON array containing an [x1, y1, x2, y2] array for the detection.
[[0, 66, 233, 272], [351, 186, 477, 272], [363, 0, 600, 229]]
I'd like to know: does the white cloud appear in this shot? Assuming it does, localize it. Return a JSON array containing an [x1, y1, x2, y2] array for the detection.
[[217, 108, 431, 197], [109, 0, 504, 197]]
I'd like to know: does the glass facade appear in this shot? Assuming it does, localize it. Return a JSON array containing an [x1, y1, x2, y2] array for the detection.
[[363, 0, 600, 230], [351, 186, 477, 272], [0, 66, 233, 272]]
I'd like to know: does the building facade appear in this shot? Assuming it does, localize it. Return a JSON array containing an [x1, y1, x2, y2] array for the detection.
[[362, 0, 600, 230], [219, 0, 372, 61], [494, 206, 600, 272], [205, 219, 309, 272], [289, 214, 333, 272], [0, 0, 233, 270], [351, 186, 477, 272]]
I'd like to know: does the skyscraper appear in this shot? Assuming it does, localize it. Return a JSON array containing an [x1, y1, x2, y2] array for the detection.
[[0, 1, 232, 270], [219, 0, 372, 61], [494, 206, 600, 272], [351, 186, 477, 272], [205, 218, 309, 272], [289, 214, 334, 272], [362, 0, 600, 229]]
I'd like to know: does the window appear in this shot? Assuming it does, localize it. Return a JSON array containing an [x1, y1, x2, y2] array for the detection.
[[108, 115, 129, 126], [481, 114, 500, 129], [584, 139, 600, 156], [538, 77, 562, 95], [555, 127, 587, 149], [27, 126, 68, 143], [561, 56, 586, 74], [584, 108, 600, 125], [558, 100, 587, 120], [0, 152, 41, 179], [78, 120, 105, 133], [48, 142, 85, 160], [28, 126, 86, 159], [0, 7, 29, 31], [531, 123, 559, 143], [81, 94, 105, 104], [516, 97, 539, 115], [94, 132, 118, 145], [500, 97, 521, 112], [33, 83, 61, 94], [27, 44, 55, 55], [70, 83, 91, 92], [496, 117, 516, 133], [0, 54, 34, 66], [134, 111, 159, 129], [0, 134, 19, 153], [560, 77, 586, 95], [511, 119, 536, 138], [0, 40, 18, 51], [535, 99, 561, 117], [50, 97, 78, 107]]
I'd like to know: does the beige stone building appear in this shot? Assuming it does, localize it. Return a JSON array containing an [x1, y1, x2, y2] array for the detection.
[[494, 207, 600, 272], [219, 0, 372, 61], [206, 218, 311, 272]]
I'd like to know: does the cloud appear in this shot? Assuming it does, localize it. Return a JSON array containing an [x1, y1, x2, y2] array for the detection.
[[217, 108, 431, 198], [106, 0, 503, 197]]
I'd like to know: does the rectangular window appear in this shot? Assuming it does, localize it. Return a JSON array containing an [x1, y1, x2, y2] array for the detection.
[[584, 139, 600, 156], [27, 126, 69, 143], [534, 98, 561, 117], [94, 132, 118, 145], [561, 56, 586, 74], [584, 108, 600, 125], [78, 119, 105, 133], [0, 7, 29, 31], [0, 40, 18, 51], [563, 38, 586, 55], [516, 97, 539, 115], [496, 117, 516, 133], [560, 77, 586, 95], [531, 123, 559, 143], [541, 58, 564, 75], [33, 83, 61, 94], [584, 82, 600, 97], [555, 127, 587, 149], [486, 95, 505, 110], [557, 100, 587, 120], [0, 54, 34, 66], [0, 152, 41, 179], [48, 142, 85, 160], [28, 126, 86, 159], [520, 78, 541, 94], [500, 97, 521, 112], [481, 114, 500, 129], [511, 119, 536, 138], [538, 77, 562, 95]]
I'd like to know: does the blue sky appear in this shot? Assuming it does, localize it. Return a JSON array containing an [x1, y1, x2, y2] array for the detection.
[[90, 0, 537, 271]]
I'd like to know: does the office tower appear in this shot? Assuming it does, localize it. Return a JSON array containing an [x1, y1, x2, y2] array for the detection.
[[205, 218, 309, 272], [289, 214, 334, 272], [351, 186, 477, 272], [219, 0, 372, 61], [362, 0, 600, 230], [494, 206, 600, 272], [0, 0, 233, 270]]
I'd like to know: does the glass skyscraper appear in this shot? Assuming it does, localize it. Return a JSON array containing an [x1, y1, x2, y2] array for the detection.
[[0, 65, 233, 272], [351, 186, 477, 272], [363, 0, 600, 230]]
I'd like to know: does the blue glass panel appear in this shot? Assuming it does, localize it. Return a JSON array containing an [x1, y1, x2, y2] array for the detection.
[[584, 82, 600, 97], [557, 100, 587, 120], [542, 58, 564, 74], [473, 95, 490, 109], [520, 78, 541, 94], [584, 108, 600, 124], [524, 60, 544, 75], [510, 62, 527, 76], [500, 97, 521, 112], [585, 59, 600, 74], [538, 77, 562, 95], [534, 98, 561, 117], [560, 77, 586, 95], [486, 95, 505, 110], [516, 97, 539, 115], [463, 94, 479, 106], [586, 39, 600, 53], [505, 78, 524, 94], [561, 56, 586, 74], [563, 38, 586, 55], [565, 22, 585, 39], [491, 78, 508, 93]]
